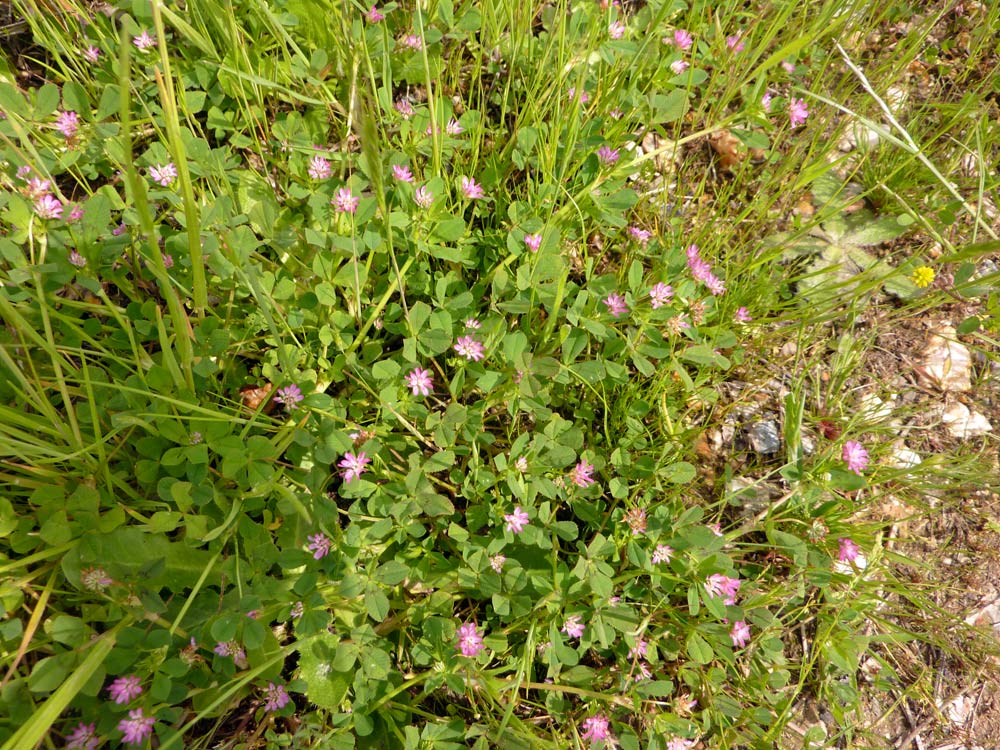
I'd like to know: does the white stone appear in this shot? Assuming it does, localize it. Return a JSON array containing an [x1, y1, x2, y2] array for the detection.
[[940, 402, 993, 439], [889, 444, 921, 469], [837, 119, 881, 152], [917, 326, 973, 392], [886, 84, 909, 113], [965, 597, 1000, 630], [942, 694, 974, 727], [859, 392, 895, 423]]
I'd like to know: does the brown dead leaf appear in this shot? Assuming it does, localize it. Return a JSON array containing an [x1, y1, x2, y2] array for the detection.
[[709, 129, 745, 171], [694, 432, 715, 461], [240, 383, 276, 414], [794, 196, 815, 217]]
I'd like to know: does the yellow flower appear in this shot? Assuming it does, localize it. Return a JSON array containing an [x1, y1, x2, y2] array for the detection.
[[911, 265, 935, 288]]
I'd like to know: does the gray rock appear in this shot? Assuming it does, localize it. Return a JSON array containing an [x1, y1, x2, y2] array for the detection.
[[727, 477, 771, 516], [748, 420, 781, 454]]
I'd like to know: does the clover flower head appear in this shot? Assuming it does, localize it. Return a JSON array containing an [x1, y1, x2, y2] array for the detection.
[[670, 59, 689, 75], [628, 226, 652, 245], [628, 638, 648, 660], [456, 621, 485, 656], [454, 335, 485, 361], [83, 45, 101, 63], [649, 282, 673, 309], [55, 110, 79, 138], [150, 163, 177, 187], [632, 660, 652, 681], [838, 537, 860, 563], [338, 451, 371, 482], [394, 99, 414, 118], [307, 533, 331, 559], [65, 722, 100, 750], [727, 32, 745, 52], [597, 145, 620, 165], [25, 177, 50, 198], [686, 244, 726, 295], [624, 507, 647, 536], [789, 98, 809, 128], [400, 34, 423, 50], [366, 5, 384, 23], [562, 615, 585, 639], [117, 708, 155, 746], [570, 461, 595, 488], [69, 250, 87, 268], [264, 682, 290, 712], [608, 21, 625, 39], [81, 566, 113, 591], [628, 638, 649, 660], [504, 506, 530, 534], [603, 293, 629, 318], [414, 185, 434, 208], [392, 163, 414, 183], [132, 30, 156, 50], [34, 195, 63, 219], [331, 187, 360, 214], [705, 573, 741, 605], [666, 314, 691, 336], [580, 713, 612, 746], [308, 155, 331, 180], [524, 233, 543, 252], [842, 440, 869, 474], [180, 637, 201, 665], [275, 384, 304, 410], [730, 620, 751, 647], [652, 544, 673, 564], [108, 674, 143, 704], [405, 367, 433, 396], [672, 29, 693, 49], [459, 176, 484, 200]]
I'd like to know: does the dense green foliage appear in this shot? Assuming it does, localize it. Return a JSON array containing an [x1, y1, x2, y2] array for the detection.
[[1, 0, 998, 749]]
